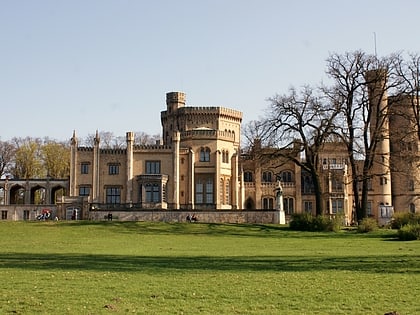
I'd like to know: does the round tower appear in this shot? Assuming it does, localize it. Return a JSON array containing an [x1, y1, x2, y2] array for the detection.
[[366, 69, 393, 212]]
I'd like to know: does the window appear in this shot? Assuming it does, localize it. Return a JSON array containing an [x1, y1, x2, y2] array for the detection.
[[380, 177, 388, 185], [146, 161, 161, 174], [1, 210, 7, 220], [283, 197, 294, 214], [302, 173, 314, 194], [367, 201, 373, 216], [409, 203, 415, 214], [106, 187, 121, 204], [79, 186, 90, 196], [108, 164, 119, 175], [195, 177, 213, 204], [304, 201, 313, 213], [81, 162, 89, 174], [244, 171, 253, 182], [225, 179, 230, 204], [262, 197, 274, 209], [331, 199, 344, 214], [145, 183, 160, 202], [222, 150, 229, 163], [23, 210, 30, 220], [199, 147, 210, 162], [262, 171, 272, 182], [279, 171, 293, 183], [408, 179, 415, 191], [331, 176, 343, 191]]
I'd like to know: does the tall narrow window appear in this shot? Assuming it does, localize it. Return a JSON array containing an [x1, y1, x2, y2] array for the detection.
[[283, 197, 294, 215], [145, 183, 160, 202], [81, 162, 89, 174], [199, 147, 210, 162], [195, 177, 213, 204], [108, 164, 119, 175], [106, 187, 121, 204]]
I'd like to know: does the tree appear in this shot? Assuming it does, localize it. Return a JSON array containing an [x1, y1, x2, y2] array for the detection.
[[12, 137, 43, 179], [0, 139, 16, 178], [41, 141, 70, 178], [261, 85, 341, 215], [325, 51, 402, 222]]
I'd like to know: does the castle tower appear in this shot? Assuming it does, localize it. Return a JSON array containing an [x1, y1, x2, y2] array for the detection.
[[161, 92, 186, 145], [366, 69, 393, 216]]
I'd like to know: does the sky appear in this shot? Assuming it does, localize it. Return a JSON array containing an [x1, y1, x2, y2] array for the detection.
[[2, 0, 420, 142]]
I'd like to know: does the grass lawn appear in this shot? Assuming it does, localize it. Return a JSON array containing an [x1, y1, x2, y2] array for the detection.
[[0, 221, 419, 315]]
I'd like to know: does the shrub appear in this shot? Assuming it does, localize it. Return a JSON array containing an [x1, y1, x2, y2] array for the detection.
[[357, 217, 378, 233], [290, 213, 342, 232], [390, 212, 420, 229], [289, 213, 313, 231], [397, 223, 420, 241]]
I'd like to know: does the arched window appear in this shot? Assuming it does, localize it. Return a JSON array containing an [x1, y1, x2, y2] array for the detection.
[[200, 147, 210, 162], [262, 171, 272, 182], [262, 197, 274, 209], [283, 197, 294, 214], [279, 171, 293, 182], [244, 171, 253, 182]]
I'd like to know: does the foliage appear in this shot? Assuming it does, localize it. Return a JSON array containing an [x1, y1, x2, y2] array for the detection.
[[289, 213, 342, 232], [390, 212, 420, 229], [357, 217, 378, 233], [0, 139, 15, 177], [397, 223, 420, 241], [0, 221, 419, 315], [41, 141, 70, 178]]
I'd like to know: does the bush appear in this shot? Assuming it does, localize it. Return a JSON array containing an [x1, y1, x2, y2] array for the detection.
[[289, 213, 313, 231], [397, 223, 420, 241], [357, 217, 378, 233], [391, 212, 420, 229], [289, 213, 342, 232]]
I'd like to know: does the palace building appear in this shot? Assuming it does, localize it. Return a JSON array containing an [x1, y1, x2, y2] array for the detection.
[[69, 92, 244, 215], [1, 84, 419, 223]]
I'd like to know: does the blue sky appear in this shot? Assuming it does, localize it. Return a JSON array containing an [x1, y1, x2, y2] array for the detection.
[[2, 0, 420, 141]]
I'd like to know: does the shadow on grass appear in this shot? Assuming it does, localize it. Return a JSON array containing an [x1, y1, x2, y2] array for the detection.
[[1, 252, 419, 274], [39, 221, 398, 240]]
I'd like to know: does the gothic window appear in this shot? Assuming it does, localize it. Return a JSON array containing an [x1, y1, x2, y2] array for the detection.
[[408, 179, 415, 191], [262, 171, 272, 182], [279, 171, 293, 182], [199, 147, 210, 162], [409, 203, 415, 214], [244, 171, 253, 182], [262, 197, 274, 209], [304, 201, 313, 213], [283, 197, 294, 214]]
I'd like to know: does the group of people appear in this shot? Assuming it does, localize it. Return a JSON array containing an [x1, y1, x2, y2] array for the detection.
[[186, 213, 198, 223]]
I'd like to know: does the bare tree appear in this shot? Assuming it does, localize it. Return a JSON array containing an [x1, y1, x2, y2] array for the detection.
[[326, 51, 403, 222], [262, 85, 341, 215], [0, 139, 16, 178]]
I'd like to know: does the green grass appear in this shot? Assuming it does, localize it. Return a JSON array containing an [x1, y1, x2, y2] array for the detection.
[[0, 221, 419, 314]]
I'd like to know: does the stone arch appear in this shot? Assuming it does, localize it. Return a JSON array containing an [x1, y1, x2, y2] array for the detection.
[[9, 185, 25, 204], [30, 185, 46, 204], [51, 185, 66, 204], [245, 197, 255, 210]]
